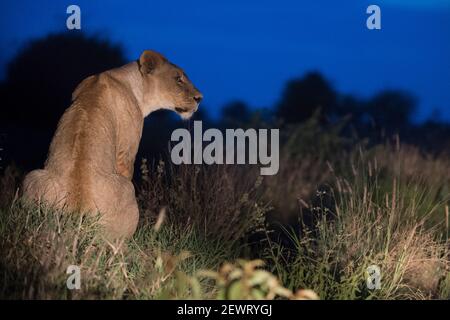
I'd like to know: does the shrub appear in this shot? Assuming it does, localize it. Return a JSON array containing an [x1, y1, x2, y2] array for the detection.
[[137, 159, 268, 247]]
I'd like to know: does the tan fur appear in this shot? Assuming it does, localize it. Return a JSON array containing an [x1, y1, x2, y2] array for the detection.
[[22, 50, 202, 238]]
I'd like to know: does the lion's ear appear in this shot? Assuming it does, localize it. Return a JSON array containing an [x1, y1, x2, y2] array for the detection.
[[139, 50, 166, 74]]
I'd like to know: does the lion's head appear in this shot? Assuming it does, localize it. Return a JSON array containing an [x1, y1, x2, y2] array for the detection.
[[138, 50, 202, 119]]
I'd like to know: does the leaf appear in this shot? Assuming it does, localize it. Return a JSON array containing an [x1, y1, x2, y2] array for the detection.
[[228, 281, 244, 300]]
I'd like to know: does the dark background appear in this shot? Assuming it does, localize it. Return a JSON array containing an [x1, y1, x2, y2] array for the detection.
[[0, 0, 449, 170]]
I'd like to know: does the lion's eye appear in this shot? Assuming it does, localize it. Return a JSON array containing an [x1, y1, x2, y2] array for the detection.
[[176, 76, 183, 84]]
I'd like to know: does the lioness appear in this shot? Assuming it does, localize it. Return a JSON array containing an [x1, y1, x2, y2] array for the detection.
[[22, 50, 202, 238]]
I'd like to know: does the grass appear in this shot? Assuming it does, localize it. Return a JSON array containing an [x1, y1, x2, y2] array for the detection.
[[266, 148, 449, 299], [0, 200, 242, 299], [0, 136, 448, 300], [0, 163, 272, 299]]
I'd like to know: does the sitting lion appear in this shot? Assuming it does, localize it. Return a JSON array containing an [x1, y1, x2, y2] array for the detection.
[[22, 50, 202, 238]]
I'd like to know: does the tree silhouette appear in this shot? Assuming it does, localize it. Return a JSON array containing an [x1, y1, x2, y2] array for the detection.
[[0, 32, 126, 169], [1, 32, 125, 129], [221, 100, 251, 128], [276, 71, 337, 124], [366, 90, 416, 130]]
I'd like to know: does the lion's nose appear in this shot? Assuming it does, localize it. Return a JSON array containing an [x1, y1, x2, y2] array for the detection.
[[193, 94, 203, 103]]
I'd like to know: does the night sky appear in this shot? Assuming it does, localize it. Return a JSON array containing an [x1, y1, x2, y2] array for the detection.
[[1, 0, 449, 121]]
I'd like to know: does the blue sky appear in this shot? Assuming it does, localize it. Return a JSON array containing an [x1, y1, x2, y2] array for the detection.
[[1, 0, 449, 121]]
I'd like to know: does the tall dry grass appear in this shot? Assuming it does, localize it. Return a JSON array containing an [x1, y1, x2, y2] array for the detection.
[[136, 159, 268, 245], [0, 135, 448, 299], [265, 142, 450, 299]]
